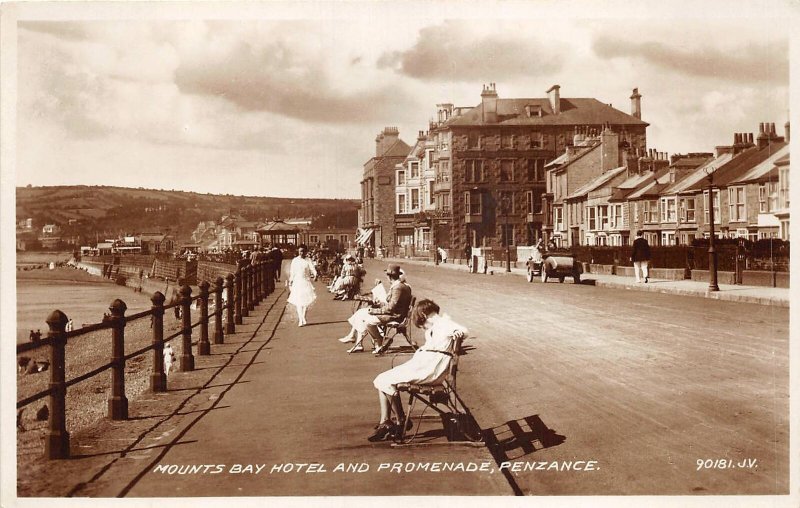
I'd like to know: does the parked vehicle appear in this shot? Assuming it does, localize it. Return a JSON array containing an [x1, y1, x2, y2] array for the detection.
[[537, 253, 582, 284]]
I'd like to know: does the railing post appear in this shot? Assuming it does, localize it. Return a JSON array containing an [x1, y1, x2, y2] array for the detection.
[[179, 285, 194, 372], [234, 262, 243, 325], [268, 261, 275, 294], [45, 310, 69, 460], [258, 260, 264, 302], [198, 281, 211, 355], [261, 260, 269, 299], [226, 273, 236, 333], [248, 264, 256, 312], [214, 277, 225, 344], [108, 299, 128, 420], [253, 261, 261, 304], [241, 261, 250, 318], [150, 291, 167, 393]]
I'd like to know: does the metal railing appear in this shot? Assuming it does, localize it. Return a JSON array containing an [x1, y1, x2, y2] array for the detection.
[[17, 259, 277, 459]]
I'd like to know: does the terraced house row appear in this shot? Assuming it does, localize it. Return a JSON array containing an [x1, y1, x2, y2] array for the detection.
[[358, 84, 790, 255]]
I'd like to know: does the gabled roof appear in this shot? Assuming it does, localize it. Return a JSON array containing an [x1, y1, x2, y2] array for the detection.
[[732, 144, 790, 184], [565, 166, 627, 200], [608, 171, 655, 202], [551, 143, 600, 173], [381, 139, 412, 158], [257, 220, 299, 233], [445, 98, 648, 127], [665, 153, 734, 195], [626, 168, 672, 200], [682, 142, 787, 192]]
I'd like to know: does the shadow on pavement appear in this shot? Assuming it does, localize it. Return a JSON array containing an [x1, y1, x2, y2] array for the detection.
[[71, 439, 199, 459], [484, 414, 566, 461]]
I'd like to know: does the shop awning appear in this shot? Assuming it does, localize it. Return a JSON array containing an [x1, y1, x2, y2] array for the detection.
[[356, 228, 374, 246]]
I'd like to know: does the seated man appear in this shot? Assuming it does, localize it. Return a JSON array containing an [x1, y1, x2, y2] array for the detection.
[[339, 264, 412, 354]]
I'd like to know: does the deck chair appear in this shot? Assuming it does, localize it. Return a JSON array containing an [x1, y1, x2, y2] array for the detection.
[[376, 296, 417, 354], [347, 297, 416, 354], [393, 334, 483, 446]]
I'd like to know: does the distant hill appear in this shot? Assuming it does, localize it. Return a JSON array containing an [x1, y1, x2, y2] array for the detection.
[[16, 185, 359, 244]]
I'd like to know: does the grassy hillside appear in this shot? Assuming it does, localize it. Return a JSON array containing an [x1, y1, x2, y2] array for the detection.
[[16, 185, 359, 244]]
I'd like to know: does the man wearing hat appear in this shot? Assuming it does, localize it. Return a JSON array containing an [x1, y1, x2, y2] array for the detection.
[[340, 263, 412, 354]]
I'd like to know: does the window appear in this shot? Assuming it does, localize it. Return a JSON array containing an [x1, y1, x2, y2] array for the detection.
[[588, 207, 597, 230], [610, 204, 623, 228], [325, 234, 335, 241], [465, 191, 482, 215], [467, 131, 480, 149], [411, 188, 420, 210], [777, 174, 786, 209], [660, 197, 677, 222], [498, 191, 515, 216], [501, 134, 514, 149], [679, 197, 696, 223], [501, 224, 515, 246], [428, 181, 435, 205], [758, 184, 768, 212], [703, 190, 721, 224], [728, 186, 745, 222], [397, 170, 406, 186], [339, 235, 348, 244], [526, 191, 534, 214], [397, 193, 407, 214], [500, 160, 514, 182], [530, 132, 543, 149], [309, 235, 319, 244], [527, 159, 545, 182], [599, 205, 609, 229], [645, 200, 659, 223], [554, 207, 564, 231], [661, 232, 675, 245], [409, 161, 420, 179], [465, 160, 484, 182]]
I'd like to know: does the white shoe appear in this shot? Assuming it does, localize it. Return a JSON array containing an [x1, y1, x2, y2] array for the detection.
[[339, 336, 356, 343]]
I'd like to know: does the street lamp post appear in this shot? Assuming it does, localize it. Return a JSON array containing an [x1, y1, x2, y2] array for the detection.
[[501, 195, 511, 272], [704, 166, 720, 291]]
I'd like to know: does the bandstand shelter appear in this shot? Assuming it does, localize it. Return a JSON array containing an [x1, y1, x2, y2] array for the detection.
[[256, 221, 302, 246]]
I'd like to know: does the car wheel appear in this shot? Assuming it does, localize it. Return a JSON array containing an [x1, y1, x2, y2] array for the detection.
[[541, 270, 548, 283], [558, 276, 565, 283], [527, 270, 534, 283]]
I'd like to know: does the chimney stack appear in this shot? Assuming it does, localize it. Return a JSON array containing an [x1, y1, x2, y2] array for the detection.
[[757, 122, 769, 149], [376, 126, 399, 156], [481, 84, 499, 123], [547, 84, 561, 115], [630, 88, 642, 119]]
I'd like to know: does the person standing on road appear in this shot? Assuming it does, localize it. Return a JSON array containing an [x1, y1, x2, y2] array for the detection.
[[273, 247, 284, 282], [287, 245, 317, 326], [631, 230, 652, 283]]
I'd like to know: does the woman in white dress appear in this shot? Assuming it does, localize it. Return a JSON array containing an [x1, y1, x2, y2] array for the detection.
[[368, 299, 468, 441], [287, 245, 317, 326]]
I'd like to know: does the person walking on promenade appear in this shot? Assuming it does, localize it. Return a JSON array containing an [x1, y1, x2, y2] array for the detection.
[[464, 243, 472, 269], [287, 245, 317, 326], [273, 247, 284, 282], [631, 230, 652, 283], [368, 299, 468, 441]]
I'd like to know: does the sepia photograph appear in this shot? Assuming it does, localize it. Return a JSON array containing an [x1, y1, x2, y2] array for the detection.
[[1, 1, 797, 507]]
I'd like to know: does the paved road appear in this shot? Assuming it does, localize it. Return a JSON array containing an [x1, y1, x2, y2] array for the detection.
[[25, 258, 788, 499], [387, 259, 789, 495]]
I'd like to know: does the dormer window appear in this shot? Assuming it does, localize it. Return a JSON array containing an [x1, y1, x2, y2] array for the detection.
[[525, 105, 542, 118]]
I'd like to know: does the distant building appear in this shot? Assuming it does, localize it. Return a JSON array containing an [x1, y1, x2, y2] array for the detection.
[[139, 233, 175, 254], [360, 127, 412, 249], [429, 84, 649, 251], [394, 130, 437, 256]]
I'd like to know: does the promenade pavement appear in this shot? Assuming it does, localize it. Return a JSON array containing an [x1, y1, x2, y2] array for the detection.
[[21, 272, 511, 497], [384, 256, 790, 308]]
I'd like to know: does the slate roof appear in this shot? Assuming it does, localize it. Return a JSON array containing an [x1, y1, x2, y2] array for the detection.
[[565, 166, 627, 200], [608, 171, 655, 202], [682, 142, 787, 192], [661, 153, 733, 195], [625, 168, 673, 200], [445, 98, 648, 127], [732, 144, 790, 184]]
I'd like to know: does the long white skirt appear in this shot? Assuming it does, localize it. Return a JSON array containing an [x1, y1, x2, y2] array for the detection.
[[287, 278, 316, 307], [373, 350, 451, 397]]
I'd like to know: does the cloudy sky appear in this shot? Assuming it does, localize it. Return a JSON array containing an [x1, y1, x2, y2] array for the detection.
[[12, 1, 792, 199]]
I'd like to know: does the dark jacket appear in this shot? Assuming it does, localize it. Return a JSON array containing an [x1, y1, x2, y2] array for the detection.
[[369, 281, 412, 322], [631, 237, 651, 262]]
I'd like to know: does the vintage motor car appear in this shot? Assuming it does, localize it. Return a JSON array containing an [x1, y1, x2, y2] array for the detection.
[[528, 252, 582, 283]]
